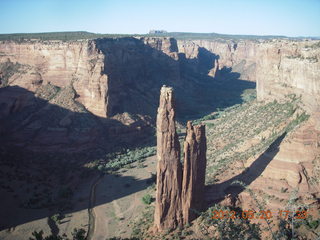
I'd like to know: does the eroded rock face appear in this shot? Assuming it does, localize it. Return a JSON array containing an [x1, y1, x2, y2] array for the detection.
[[154, 86, 207, 231], [154, 86, 183, 231], [0, 38, 182, 119], [0, 40, 108, 117], [208, 58, 220, 78], [182, 121, 207, 224], [2, 38, 319, 121], [177, 39, 320, 115]]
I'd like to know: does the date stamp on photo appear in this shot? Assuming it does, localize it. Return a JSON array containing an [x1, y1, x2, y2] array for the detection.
[[212, 209, 309, 220]]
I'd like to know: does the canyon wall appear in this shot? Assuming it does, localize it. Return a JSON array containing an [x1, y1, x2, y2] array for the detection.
[[177, 39, 320, 115], [0, 37, 182, 120], [1, 37, 319, 153], [0, 40, 108, 117], [2, 37, 319, 121]]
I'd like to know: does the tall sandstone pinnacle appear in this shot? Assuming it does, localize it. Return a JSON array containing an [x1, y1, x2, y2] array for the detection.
[[182, 121, 207, 224], [154, 86, 207, 231], [154, 86, 183, 231]]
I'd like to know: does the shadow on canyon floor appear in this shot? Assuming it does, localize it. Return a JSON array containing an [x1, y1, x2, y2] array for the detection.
[[205, 132, 287, 205], [0, 86, 156, 230]]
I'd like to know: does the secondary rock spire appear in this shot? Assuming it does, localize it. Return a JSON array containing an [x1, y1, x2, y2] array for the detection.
[[182, 121, 207, 224]]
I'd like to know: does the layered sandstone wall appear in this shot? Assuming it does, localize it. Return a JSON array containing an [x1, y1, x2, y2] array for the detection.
[[1, 37, 319, 120], [0, 40, 108, 117], [0, 37, 182, 119], [177, 39, 320, 114]]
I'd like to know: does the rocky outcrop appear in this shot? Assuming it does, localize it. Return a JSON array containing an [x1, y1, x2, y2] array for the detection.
[[249, 115, 320, 198], [182, 121, 207, 224], [208, 58, 220, 78], [154, 86, 207, 231], [0, 40, 108, 117], [154, 86, 183, 231]]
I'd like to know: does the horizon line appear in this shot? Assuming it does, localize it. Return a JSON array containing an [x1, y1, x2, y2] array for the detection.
[[0, 30, 319, 39]]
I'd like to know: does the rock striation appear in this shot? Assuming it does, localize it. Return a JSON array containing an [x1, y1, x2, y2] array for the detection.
[[154, 86, 183, 230], [154, 86, 207, 231], [177, 39, 320, 115], [0, 38, 182, 119], [182, 121, 207, 224], [2, 38, 319, 120]]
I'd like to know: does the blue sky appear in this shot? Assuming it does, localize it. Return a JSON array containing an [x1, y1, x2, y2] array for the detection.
[[1, 0, 319, 37]]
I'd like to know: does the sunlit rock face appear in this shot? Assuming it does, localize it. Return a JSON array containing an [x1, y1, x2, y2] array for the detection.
[[177, 39, 320, 115], [0, 40, 108, 117], [182, 121, 207, 224], [0, 37, 182, 119], [154, 86, 183, 231]]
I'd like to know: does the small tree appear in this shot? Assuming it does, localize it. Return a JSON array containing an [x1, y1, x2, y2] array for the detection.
[[29, 231, 44, 240], [142, 194, 153, 205], [71, 228, 86, 240]]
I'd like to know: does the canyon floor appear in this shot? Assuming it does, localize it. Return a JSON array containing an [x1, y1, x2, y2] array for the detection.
[[0, 153, 157, 240]]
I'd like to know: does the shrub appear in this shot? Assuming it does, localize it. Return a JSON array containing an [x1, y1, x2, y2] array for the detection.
[[307, 220, 319, 229], [71, 228, 86, 240], [142, 194, 153, 205], [280, 187, 288, 193]]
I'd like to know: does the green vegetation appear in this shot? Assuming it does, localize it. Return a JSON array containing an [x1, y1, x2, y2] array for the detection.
[[50, 213, 64, 224], [106, 238, 139, 240], [29, 228, 86, 240], [232, 180, 276, 239], [306, 218, 319, 230], [274, 216, 317, 240], [0, 60, 26, 87], [131, 206, 154, 239], [0, 31, 131, 42], [71, 228, 86, 240], [0, 31, 307, 42], [203, 97, 309, 182], [198, 204, 261, 239], [305, 41, 320, 49], [286, 54, 318, 62], [35, 83, 61, 101], [241, 88, 257, 102], [141, 193, 154, 205], [94, 146, 156, 172], [192, 87, 256, 126], [306, 56, 318, 62], [286, 54, 305, 60]]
